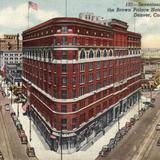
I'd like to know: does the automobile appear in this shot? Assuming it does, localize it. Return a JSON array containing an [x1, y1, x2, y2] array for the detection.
[[115, 132, 122, 142], [130, 118, 136, 125], [99, 150, 104, 157], [21, 135, 28, 144], [138, 110, 143, 117], [102, 145, 111, 152], [157, 137, 160, 146], [26, 147, 35, 157], [125, 122, 132, 130], [120, 127, 127, 136], [134, 114, 140, 121], [141, 108, 146, 112], [149, 103, 155, 108], [4, 104, 10, 111], [18, 129, 25, 138], [108, 138, 116, 149], [0, 150, 4, 160], [156, 123, 160, 131]]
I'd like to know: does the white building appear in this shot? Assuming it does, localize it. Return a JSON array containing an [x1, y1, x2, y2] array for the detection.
[[0, 50, 22, 69]]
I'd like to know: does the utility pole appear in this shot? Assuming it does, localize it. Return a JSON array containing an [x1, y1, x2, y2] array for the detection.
[[60, 126, 63, 160]]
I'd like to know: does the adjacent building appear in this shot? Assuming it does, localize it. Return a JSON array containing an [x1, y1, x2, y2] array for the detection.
[[22, 13, 142, 153], [0, 34, 22, 51], [0, 34, 23, 85], [0, 50, 23, 69]]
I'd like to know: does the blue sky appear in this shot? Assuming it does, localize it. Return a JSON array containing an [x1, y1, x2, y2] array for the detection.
[[0, 0, 160, 47]]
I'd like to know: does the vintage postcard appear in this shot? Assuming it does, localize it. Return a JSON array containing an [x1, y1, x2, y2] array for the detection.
[[0, 0, 160, 160]]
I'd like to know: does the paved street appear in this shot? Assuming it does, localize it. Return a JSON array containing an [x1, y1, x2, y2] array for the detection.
[[0, 89, 34, 160], [96, 91, 160, 160]]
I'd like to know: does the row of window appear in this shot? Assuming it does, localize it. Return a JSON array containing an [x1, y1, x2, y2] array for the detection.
[[80, 49, 141, 59]]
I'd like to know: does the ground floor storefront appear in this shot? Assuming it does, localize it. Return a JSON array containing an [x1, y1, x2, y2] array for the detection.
[[29, 90, 140, 153]]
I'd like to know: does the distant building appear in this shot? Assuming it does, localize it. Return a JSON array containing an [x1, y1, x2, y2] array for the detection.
[[0, 34, 22, 51], [6, 63, 22, 86], [22, 14, 141, 153], [0, 51, 23, 69], [0, 34, 22, 85]]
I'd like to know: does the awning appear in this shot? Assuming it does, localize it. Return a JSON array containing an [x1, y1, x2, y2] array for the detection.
[[22, 102, 29, 111]]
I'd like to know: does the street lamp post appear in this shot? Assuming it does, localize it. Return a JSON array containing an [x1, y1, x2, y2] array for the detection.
[[118, 100, 122, 131], [17, 95, 19, 118], [27, 82, 32, 142], [60, 126, 63, 160]]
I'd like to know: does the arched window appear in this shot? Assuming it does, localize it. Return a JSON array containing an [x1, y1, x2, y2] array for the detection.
[[80, 49, 85, 59], [89, 50, 94, 58], [97, 49, 101, 58], [104, 49, 107, 57], [109, 50, 113, 56]]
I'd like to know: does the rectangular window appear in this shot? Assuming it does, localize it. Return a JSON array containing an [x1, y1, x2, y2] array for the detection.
[[61, 119, 67, 130], [89, 62, 93, 70], [62, 51, 67, 59], [96, 83, 101, 90], [88, 84, 94, 92], [73, 64, 76, 73], [72, 117, 77, 129], [104, 70, 107, 78], [109, 60, 112, 67], [80, 75, 85, 84], [72, 37, 77, 45], [62, 77, 67, 86], [72, 104, 77, 111], [62, 64, 67, 72], [73, 88, 76, 98], [80, 87, 84, 96], [97, 61, 101, 69], [61, 26, 68, 33], [89, 73, 93, 82], [62, 90, 67, 99], [80, 63, 85, 72], [109, 69, 112, 76], [62, 36, 67, 45], [72, 51, 77, 60], [72, 77, 76, 85], [61, 105, 67, 112], [96, 71, 101, 80]]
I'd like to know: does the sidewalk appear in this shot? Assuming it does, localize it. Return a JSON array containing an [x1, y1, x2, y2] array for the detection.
[[11, 96, 149, 160]]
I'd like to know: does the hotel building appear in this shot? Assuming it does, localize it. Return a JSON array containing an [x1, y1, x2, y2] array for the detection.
[[22, 13, 141, 153]]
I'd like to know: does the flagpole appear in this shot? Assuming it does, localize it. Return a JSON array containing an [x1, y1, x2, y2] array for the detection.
[[28, 1, 30, 28], [65, 0, 67, 17]]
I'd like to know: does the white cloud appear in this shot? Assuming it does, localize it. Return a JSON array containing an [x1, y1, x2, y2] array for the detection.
[[0, 3, 61, 30]]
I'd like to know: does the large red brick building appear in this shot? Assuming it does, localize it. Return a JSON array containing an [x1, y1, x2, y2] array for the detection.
[[22, 14, 141, 153]]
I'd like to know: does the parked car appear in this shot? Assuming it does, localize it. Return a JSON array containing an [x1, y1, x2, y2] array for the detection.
[[21, 135, 28, 144], [134, 114, 140, 121], [156, 123, 160, 131], [18, 129, 25, 138], [120, 127, 127, 136], [4, 104, 10, 111], [125, 122, 132, 130], [99, 150, 104, 157], [130, 118, 136, 125], [102, 145, 111, 152], [26, 147, 35, 157], [115, 132, 122, 142], [0, 150, 4, 160], [138, 110, 143, 117], [108, 138, 116, 149], [157, 137, 160, 146]]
